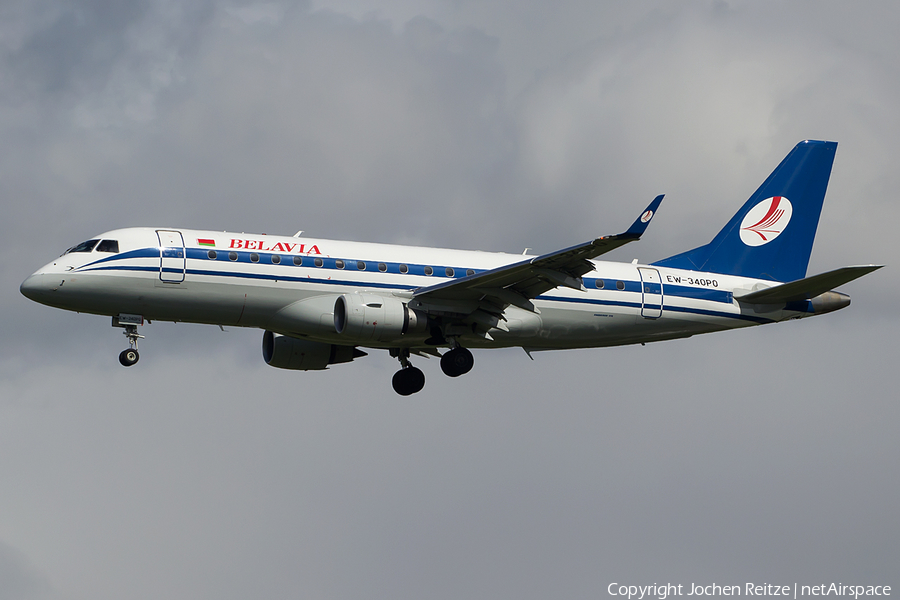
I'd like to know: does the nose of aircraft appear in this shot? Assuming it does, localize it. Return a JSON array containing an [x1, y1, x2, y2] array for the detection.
[[20, 272, 46, 302]]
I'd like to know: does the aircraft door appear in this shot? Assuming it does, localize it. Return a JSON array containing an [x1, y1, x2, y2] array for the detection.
[[157, 230, 186, 283], [638, 267, 663, 319]]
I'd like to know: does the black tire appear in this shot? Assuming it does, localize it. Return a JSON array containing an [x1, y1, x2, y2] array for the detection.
[[440, 347, 474, 377], [119, 349, 140, 367], [392, 366, 426, 395]]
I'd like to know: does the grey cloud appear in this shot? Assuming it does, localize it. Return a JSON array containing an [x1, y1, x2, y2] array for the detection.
[[5, 2, 148, 98], [0, 542, 50, 600], [0, 0, 214, 116], [2, 318, 896, 599]]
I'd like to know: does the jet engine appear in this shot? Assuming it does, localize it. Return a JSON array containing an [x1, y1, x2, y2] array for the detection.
[[262, 330, 366, 370], [333, 292, 428, 342]]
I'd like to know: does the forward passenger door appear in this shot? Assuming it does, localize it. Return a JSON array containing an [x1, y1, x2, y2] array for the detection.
[[157, 230, 185, 283]]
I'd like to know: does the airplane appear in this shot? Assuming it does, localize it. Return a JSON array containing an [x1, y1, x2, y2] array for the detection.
[[20, 140, 881, 395]]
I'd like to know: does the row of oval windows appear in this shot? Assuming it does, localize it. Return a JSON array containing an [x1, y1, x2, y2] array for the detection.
[[206, 250, 476, 277], [205, 249, 627, 289]]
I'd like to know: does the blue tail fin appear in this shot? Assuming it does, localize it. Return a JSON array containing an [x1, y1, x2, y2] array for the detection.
[[653, 140, 837, 282]]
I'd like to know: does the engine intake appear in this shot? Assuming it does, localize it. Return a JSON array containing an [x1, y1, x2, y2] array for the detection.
[[333, 293, 427, 342], [262, 330, 366, 370]]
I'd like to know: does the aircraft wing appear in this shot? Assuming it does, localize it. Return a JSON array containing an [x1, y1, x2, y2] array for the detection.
[[410, 195, 664, 314]]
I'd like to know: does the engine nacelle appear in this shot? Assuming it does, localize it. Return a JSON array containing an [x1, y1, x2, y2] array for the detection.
[[262, 330, 366, 370], [267, 294, 342, 336], [333, 293, 428, 342]]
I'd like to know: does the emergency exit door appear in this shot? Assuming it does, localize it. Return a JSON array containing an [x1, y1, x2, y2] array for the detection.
[[638, 267, 663, 319]]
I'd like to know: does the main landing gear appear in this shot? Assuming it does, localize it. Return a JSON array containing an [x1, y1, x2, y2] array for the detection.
[[390, 343, 474, 395], [113, 314, 144, 367], [440, 347, 474, 377], [391, 349, 426, 396]]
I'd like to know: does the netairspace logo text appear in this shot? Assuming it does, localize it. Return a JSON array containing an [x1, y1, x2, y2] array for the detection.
[[608, 583, 892, 600]]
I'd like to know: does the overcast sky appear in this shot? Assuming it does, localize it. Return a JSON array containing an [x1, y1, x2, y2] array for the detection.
[[1, 1, 898, 599]]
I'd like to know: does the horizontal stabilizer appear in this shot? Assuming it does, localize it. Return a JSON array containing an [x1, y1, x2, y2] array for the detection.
[[735, 265, 883, 304]]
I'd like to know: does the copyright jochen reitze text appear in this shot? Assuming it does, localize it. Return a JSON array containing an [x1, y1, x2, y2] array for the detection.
[[608, 583, 891, 600]]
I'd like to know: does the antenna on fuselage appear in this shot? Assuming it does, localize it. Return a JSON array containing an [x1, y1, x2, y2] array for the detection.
[[293, 231, 303, 237]]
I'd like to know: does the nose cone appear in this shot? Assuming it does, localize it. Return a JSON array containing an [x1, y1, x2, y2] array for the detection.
[[20, 273, 47, 302]]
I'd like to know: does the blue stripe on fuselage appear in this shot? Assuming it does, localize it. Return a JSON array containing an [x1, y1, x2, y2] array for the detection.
[[78, 247, 772, 325], [662, 284, 732, 303], [78, 246, 734, 305]]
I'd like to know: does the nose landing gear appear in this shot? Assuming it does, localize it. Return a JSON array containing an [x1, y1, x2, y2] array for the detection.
[[113, 314, 144, 367]]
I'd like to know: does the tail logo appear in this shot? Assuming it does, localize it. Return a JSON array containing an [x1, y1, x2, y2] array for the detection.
[[640, 210, 654, 223], [739, 196, 793, 247]]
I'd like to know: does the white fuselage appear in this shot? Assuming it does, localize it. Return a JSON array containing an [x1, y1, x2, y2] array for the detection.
[[21, 227, 819, 351]]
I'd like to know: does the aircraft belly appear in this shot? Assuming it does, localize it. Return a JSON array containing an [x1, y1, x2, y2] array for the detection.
[[119, 277, 248, 324], [538, 305, 636, 343], [236, 283, 334, 329], [44, 271, 247, 325], [508, 298, 743, 350]]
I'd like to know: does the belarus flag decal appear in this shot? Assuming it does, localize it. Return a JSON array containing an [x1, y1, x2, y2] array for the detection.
[[198, 238, 216, 247]]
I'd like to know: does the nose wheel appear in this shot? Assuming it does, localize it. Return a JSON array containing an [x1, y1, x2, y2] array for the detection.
[[113, 316, 145, 367], [119, 348, 140, 367]]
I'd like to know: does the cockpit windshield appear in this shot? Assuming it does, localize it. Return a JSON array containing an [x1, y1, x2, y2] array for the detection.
[[65, 240, 99, 254], [63, 239, 119, 255], [96, 240, 119, 253]]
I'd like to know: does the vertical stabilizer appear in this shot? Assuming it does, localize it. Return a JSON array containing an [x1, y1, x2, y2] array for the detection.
[[653, 140, 837, 282]]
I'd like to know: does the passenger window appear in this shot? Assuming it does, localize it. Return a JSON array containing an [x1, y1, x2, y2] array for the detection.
[[445, 267, 454, 277], [250, 253, 259, 263], [208, 250, 218, 260], [378, 263, 387, 272], [595, 279, 604, 289], [616, 281, 625, 290], [399, 264, 409, 274], [357, 261, 366, 270], [424, 266, 433, 276], [229, 252, 238, 261], [466, 269, 475, 277], [314, 257, 324, 267], [96, 240, 119, 253], [65, 240, 99, 254], [335, 259, 345, 269], [293, 256, 303, 266], [272, 255, 281, 264]]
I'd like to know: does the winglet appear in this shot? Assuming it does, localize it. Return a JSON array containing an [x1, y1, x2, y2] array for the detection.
[[624, 194, 665, 238]]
